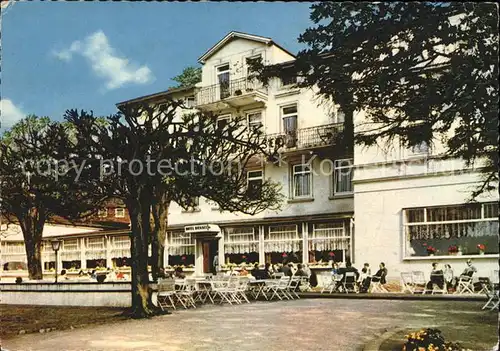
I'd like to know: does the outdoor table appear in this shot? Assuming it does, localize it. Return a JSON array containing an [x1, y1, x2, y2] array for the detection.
[[248, 279, 276, 300]]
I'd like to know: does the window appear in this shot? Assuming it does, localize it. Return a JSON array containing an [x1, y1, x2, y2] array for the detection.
[[410, 141, 430, 155], [167, 231, 195, 266], [185, 96, 196, 109], [217, 64, 230, 99], [216, 114, 231, 130], [245, 54, 262, 75], [111, 236, 131, 263], [280, 68, 298, 87], [292, 164, 312, 198], [85, 237, 106, 264], [247, 170, 263, 197], [264, 225, 302, 264], [334, 159, 354, 195], [98, 209, 107, 218], [247, 111, 262, 130], [61, 239, 80, 268], [115, 208, 125, 218], [334, 108, 345, 124], [308, 222, 350, 264], [181, 196, 200, 212], [281, 104, 298, 134], [224, 227, 259, 265], [403, 202, 499, 257]]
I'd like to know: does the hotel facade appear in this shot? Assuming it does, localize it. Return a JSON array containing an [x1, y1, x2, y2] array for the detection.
[[1, 32, 497, 281]]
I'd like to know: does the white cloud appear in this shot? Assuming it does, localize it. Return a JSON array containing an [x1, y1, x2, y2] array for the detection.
[[0, 99, 26, 129], [54, 31, 154, 90]]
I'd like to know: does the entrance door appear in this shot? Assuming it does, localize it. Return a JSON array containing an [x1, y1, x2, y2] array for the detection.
[[217, 64, 230, 100], [202, 239, 219, 274]]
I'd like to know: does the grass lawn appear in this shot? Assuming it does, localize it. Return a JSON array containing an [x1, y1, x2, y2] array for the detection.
[[0, 305, 128, 339]]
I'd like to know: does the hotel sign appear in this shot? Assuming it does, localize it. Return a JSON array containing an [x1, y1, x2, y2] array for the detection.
[[184, 224, 220, 234]]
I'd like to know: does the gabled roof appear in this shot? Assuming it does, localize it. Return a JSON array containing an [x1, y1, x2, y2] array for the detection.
[[116, 85, 195, 107], [198, 31, 296, 64]]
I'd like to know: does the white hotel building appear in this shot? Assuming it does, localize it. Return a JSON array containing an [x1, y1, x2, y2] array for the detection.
[[1, 32, 498, 282]]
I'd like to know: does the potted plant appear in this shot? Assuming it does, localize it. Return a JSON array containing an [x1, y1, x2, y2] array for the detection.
[[234, 89, 242, 96], [426, 246, 436, 256], [15, 277, 23, 284], [448, 245, 458, 256], [477, 244, 485, 255]]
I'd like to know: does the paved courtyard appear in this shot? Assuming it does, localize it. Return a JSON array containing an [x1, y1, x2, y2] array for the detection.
[[3, 299, 497, 351]]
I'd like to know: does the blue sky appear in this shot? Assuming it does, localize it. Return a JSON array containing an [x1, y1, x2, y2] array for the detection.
[[1, 2, 313, 130]]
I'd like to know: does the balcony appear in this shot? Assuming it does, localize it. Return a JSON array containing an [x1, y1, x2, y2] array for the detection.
[[265, 123, 344, 153], [195, 77, 268, 111]]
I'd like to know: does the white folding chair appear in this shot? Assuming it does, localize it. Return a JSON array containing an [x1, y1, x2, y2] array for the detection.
[[410, 271, 427, 294], [177, 278, 197, 308], [157, 279, 177, 311], [455, 274, 474, 294], [482, 270, 499, 311], [235, 277, 251, 304], [400, 272, 414, 294], [342, 272, 358, 294], [287, 276, 301, 299], [270, 276, 291, 300]]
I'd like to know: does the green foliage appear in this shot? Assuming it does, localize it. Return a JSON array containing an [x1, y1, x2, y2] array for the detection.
[[171, 66, 202, 88], [250, 2, 498, 199]]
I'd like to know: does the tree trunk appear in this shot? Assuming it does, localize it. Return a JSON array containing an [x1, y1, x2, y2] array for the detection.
[[151, 194, 170, 281], [127, 188, 155, 318], [18, 207, 45, 280]]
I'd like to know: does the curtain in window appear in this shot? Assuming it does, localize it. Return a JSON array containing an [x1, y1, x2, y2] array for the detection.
[[294, 173, 310, 197], [283, 116, 297, 133]]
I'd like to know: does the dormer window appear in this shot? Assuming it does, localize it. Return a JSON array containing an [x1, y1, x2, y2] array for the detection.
[[98, 209, 107, 218], [185, 96, 196, 108], [115, 208, 125, 218]]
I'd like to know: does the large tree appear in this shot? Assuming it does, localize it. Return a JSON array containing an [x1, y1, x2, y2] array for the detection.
[[0, 116, 104, 279], [66, 99, 282, 318], [171, 66, 202, 88], [250, 2, 498, 199]]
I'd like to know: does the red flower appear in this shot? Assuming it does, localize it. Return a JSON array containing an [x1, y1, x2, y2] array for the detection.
[[422, 243, 427, 246], [328, 252, 335, 257], [181, 256, 186, 261], [477, 244, 485, 250], [242, 255, 247, 259], [282, 253, 288, 258]]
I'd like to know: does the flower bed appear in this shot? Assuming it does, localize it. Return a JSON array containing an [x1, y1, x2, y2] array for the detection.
[[402, 328, 472, 351]]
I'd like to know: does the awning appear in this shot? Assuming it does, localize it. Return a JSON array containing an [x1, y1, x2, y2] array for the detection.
[[184, 224, 222, 239]]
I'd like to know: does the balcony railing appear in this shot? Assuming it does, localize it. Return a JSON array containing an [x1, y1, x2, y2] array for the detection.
[[196, 77, 267, 106], [266, 123, 344, 151]]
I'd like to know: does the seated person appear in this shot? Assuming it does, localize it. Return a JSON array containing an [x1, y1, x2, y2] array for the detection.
[[251, 264, 265, 279], [239, 266, 249, 276], [295, 264, 308, 277], [426, 262, 444, 291], [462, 259, 477, 277], [263, 263, 273, 279], [331, 262, 340, 275], [60, 269, 70, 281], [453, 259, 477, 289], [337, 261, 359, 283], [358, 266, 371, 293], [371, 262, 388, 284], [173, 267, 186, 279], [444, 264, 454, 288]]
